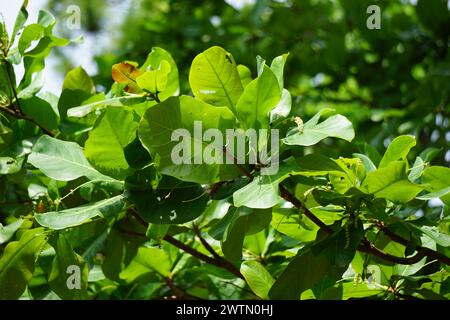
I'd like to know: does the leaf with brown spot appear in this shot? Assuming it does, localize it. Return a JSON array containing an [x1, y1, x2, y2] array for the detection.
[[111, 61, 143, 93]]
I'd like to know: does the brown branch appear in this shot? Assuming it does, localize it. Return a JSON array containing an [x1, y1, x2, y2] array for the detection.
[[0, 105, 55, 137], [163, 234, 244, 279], [279, 183, 332, 234], [192, 225, 223, 261], [222, 146, 253, 181], [278, 182, 450, 266], [128, 208, 244, 280], [377, 222, 450, 266]]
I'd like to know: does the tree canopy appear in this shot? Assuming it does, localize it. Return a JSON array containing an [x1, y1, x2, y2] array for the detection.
[[0, 0, 449, 300]]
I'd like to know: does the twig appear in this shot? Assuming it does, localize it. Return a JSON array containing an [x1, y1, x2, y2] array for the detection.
[[128, 208, 244, 279], [163, 234, 244, 279], [0, 105, 55, 136], [377, 222, 450, 266], [192, 225, 223, 261], [222, 146, 254, 181], [278, 182, 450, 266]]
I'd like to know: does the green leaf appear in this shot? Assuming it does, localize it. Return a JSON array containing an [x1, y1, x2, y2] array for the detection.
[[269, 220, 364, 299], [270, 89, 292, 123], [10, 0, 29, 45], [270, 53, 289, 90], [353, 153, 376, 173], [232, 161, 298, 209], [18, 24, 44, 54], [49, 234, 88, 299], [20, 95, 59, 131], [413, 226, 450, 247], [138, 95, 240, 184], [271, 208, 319, 242], [421, 166, 450, 205], [283, 113, 354, 146], [0, 219, 24, 245], [329, 158, 366, 194], [102, 229, 144, 281], [85, 108, 139, 180], [28, 135, 117, 182], [237, 64, 252, 87], [189, 46, 243, 112], [141, 47, 180, 100], [126, 172, 209, 224], [58, 66, 95, 120], [0, 228, 48, 299], [235, 65, 281, 130], [269, 247, 332, 299], [136, 60, 171, 94], [0, 156, 25, 174], [221, 206, 271, 261], [34, 195, 125, 230], [233, 157, 342, 209], [119, 246, 171, 282], [241, 261, 274, 299], [67, 95, 146, 118], [379, 135, 416, 168], [361, 161, 423, 203]]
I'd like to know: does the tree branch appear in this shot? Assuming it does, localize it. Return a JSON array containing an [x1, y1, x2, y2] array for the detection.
[[278, 182, 450, 266], [192, 224, 223, 261], [222, 146, 254, 181], [377, 222, 450, 266], [128, 208, 244, 279], [0, 105, 55, 137]]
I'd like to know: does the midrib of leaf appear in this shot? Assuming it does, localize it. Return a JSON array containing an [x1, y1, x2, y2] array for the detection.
[[117, 68, 138, 84], [369, 179, 409, 195], [145, 117, 223, 153], [34, 150, 115, 181], [43, 195, 124, 218], [204, 54, 236, 112]]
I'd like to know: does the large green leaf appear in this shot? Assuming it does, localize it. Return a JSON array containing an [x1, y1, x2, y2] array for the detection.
[[241, 261, 274, 299], [189, 46, 243, 112], [138, 95, 240, 184], [48, 234, 88, 299], [283, 112, 354, 146], [361, 161, 423, 203], [0, 228, 48, 299], [379, 135, 416, 168], [34, 195, 125, 230], [235, 65, 281, 130], [28, 135, 116, 182], [84, 108, 139, 180]]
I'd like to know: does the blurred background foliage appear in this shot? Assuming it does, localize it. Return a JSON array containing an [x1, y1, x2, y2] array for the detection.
[[46, 0, 449, 165]]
